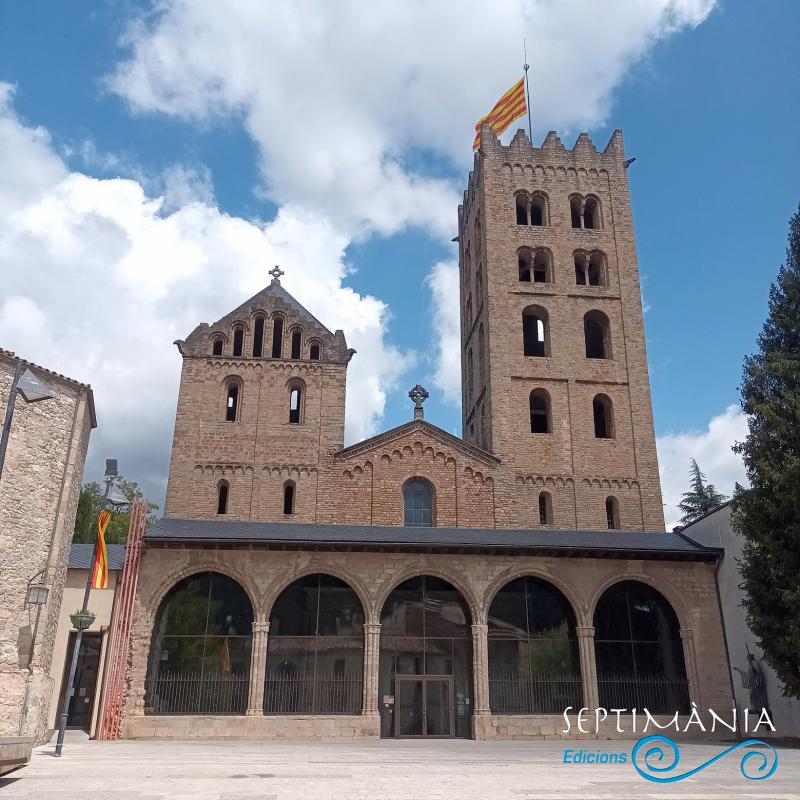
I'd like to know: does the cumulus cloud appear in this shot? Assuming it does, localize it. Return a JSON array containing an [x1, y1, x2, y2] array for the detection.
[[0, 85, 412, 506], [656, 405, 749, 530]]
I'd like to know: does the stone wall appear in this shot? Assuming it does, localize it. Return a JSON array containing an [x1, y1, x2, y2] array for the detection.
[[0, 351, 94, 744]]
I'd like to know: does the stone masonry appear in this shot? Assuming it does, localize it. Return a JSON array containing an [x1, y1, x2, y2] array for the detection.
[[0, 349, 95, 744]]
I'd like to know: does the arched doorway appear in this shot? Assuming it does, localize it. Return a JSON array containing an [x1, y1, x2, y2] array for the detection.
[[593, 580, 689, 713], [265, 574, 364, 714], [145, 571, 253, 715], [379, 575, 472, 738], [487, 576, 583, 713]]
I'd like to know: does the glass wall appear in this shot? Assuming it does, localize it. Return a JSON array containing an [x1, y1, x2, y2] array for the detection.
[[265, 574, 364, 714], [145, 572, 253, 715], [488, 577, 583, 714], [379, 576, 472, 737], [594, 580, 689, 713]]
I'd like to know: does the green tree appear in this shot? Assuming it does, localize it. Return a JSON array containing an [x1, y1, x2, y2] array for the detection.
[[678, 458, 728, 525], [73, 477, 159, 544], [732, 203, 800, 699]]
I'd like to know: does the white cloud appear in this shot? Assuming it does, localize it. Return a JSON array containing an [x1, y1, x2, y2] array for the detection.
[[427, 259, 462, 405], [0, 85, 412, 505], [657, 405, 749, 530]]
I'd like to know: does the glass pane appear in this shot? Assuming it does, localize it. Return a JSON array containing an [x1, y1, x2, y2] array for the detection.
[[488, 578, 527, 639], [317, 576, 364, 636], [269, 575, 319, 636], [397, 680, 423, 736], [527, 578, 576, 639], [595, 641, 634, 678], [403, 481, 433, 527], [530, 639, 580, 677], [390, 638, 425, 674], [424, 639, 453, 675], [593, 583, 631, 640], [425, 681, 451, 736], [380, 577, 424, 636], [424, 577, 469, 638], [154, 636, 205, 674], [265, 637, 316, 713], [158, 573, 211, 636], [206, 574, 253, 636]]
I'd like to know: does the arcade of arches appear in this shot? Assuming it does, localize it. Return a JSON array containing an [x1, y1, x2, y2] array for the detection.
[[132, 556, 707, 740]]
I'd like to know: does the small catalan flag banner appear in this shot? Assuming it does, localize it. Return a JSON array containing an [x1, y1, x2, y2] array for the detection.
[[91, 509, 112, 589], [473, 77, 527, 150]]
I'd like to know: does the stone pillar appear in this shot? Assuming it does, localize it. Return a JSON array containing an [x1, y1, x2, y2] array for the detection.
[[246, 620, 269, 716], [362, 623, 381, 716], [471, 623, 490, 716], [680, 628, 701, 707], [576, 625, 599, 710]]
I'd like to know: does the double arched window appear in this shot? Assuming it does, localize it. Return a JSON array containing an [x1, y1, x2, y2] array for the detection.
[[593, 581, 689, 713], [574, 251, 607, 286], [514, 191, 548, 226], [569, 194, 602, 230], [488, 577, 582, 713], [518, 247, 553, 284], [403, 479, 434, 527], [522, 306, 549, 357]]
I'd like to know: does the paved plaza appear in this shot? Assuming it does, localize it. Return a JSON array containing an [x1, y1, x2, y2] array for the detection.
[[2, 734, 800, 799]]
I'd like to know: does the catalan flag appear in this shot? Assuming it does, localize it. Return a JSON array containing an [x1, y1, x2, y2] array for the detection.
[[91, 509, 112, 589], [473, 77, 527, 150]]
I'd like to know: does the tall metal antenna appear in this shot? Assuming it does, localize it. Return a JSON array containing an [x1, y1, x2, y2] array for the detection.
[[523, 38, 533, 143]]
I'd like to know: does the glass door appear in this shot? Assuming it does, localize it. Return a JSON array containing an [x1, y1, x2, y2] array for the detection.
[[395, 677, 453, 737], [424, 679, 452, 736], [396, 679, 423, 736]]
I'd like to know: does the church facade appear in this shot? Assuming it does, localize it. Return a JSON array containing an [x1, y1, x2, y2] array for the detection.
[[121, 125, 732, 740]]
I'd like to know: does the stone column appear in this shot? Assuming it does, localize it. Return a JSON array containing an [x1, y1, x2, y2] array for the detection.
[[471, 623, 490, 716], [576, 626, 599, 710], [680, 628, 701, 707], [362, 623, 381, 716], [246, 620, 269, 716]]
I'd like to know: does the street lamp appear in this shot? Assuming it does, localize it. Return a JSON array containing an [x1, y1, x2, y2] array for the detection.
[[0, 359, 54, 482], [54, 459, 131, 757]]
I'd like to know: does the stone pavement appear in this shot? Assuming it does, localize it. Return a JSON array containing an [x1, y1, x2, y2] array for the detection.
[[1, 732, 799, 799]]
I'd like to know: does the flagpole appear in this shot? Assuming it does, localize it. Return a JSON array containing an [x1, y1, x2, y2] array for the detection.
[[523, 38, 533, 143]]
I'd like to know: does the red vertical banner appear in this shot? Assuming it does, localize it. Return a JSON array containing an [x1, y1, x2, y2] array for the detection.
[[91, 509, 112, 589]]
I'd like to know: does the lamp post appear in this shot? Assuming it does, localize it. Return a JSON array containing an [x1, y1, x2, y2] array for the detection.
[[54, 459, 130, 757]]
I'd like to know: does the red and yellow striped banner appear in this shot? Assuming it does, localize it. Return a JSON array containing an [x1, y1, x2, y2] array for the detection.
[[91, 509, 112, 589], [473, 77, 527, 150]]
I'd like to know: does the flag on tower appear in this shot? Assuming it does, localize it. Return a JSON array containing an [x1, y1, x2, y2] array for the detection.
[[91, 509, 112, 589], [472, 77, 527, 150]]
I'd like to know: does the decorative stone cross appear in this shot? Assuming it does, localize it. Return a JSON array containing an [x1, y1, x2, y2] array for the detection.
[[269, 265, 285, 282], [408, 384, 429, 420]]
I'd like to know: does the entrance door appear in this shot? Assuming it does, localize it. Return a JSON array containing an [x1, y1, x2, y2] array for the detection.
[[395, 677, 453, 737], [57, 633, 102, 730]]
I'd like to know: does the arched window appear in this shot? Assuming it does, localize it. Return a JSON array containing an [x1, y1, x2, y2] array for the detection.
[[529, 389, 551, 433], [283, 481, 295, 515], [584, 311, 611, 359], [232, 326, 244, 357], [538, 491, 552, 525], [593, 394, 614, 439], [290, 329, 302, 359], [145, 572, 253, 715], [225, 381, 240, 422], [584, 196, 601, 230], [403, 479, 434, 527], [379, 575, 472, 737], [467, 348, 474, 398], [211, 337, 224, 356], [518, 248, 532, 282], [252, 316, 265, 357], [266, 574, 364, 714], [587, 252, 606, 286], [532, 249, 551, 283], [488, 577, 582, 714], [515, 192, 528, 225], [288, 385, 302, 424], [522, 306, 548, 357], [593, 581, 689, 713], [569, 195, 582, 229], [606, 496, 620, 529], [217, 481, 229, 515], [309, 342, 321, 360], [574, 252, 587, 285], [271, 317, 284, 358], [530, 192, 547, 226]]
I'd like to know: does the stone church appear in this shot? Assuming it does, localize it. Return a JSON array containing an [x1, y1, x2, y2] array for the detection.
[[121, 124, 731, 740]]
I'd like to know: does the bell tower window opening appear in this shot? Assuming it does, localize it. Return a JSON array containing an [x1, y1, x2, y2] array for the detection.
[[522, 306, 548, 357], [290, 329, 302, 359], [570, 195, 582, 229], [289, 386, 302, 424], [530, 193, 547, 226], [225, 382, 240, 422], [584, 311, 611, 360], [309, 342, 321, 360], [217, 481, 229, 515], [232, 326, 244, 357], [283, 481, 295, 515], [532, 250, 551, 283], [529, 389, 551, 434], [606, 496, 620, 529], [211, 337, 223, 356], [584, 196, 601, 230], [538, 491, 552, 525], [593, 394, 614, 439], [272, 317, 284, 358], [515, 193, 528, 225], [518, 249, 532, 282], [252, 316, 264, 357], [588, 253, 605, 286]]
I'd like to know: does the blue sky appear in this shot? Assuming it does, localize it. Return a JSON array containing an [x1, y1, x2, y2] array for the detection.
[[0, 0, 797, 525]]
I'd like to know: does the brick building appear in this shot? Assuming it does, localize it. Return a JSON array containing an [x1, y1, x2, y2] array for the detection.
[[121, 125, 732, 740]]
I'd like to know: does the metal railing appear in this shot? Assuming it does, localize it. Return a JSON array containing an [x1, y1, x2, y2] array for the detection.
[[597, 673, 690, 714], [144, 670, 249, 715], [489, 672, 584, 714], [264, 671, 363, 714]]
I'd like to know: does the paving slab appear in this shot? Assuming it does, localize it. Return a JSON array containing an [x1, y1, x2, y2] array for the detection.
[[1, 732, 798, 799]]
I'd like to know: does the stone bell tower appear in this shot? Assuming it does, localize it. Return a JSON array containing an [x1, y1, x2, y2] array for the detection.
[[458, 123, 665, 532]]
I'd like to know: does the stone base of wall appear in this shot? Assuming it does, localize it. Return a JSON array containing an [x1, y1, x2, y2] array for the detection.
[[0, 668, 54, 746], [124, 713, 380, 740]]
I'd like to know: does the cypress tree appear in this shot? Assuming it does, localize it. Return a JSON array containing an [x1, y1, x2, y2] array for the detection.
[[732, 203, 800, 699], [678, 458, 727, 525]]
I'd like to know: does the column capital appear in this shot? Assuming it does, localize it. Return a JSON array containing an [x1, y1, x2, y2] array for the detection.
[[364, 622, 382, 635], [252, 620, 270, 634], [576, 626, 595, 638], [470, 623, 488, 635]]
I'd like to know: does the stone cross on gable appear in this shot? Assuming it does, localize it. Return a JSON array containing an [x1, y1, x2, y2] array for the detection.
[[408, 384, 429, 420], [269, 265, 285, 282]]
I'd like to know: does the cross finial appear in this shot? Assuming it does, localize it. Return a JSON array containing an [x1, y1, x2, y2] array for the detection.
[[269, 265, 285, 282], [408, 384, 429, 420]]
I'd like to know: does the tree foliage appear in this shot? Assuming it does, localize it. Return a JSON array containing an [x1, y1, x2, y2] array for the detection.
[[732, 203, 800, 699], [73, 477, 159, 544], [678, 458, 728, 525]]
